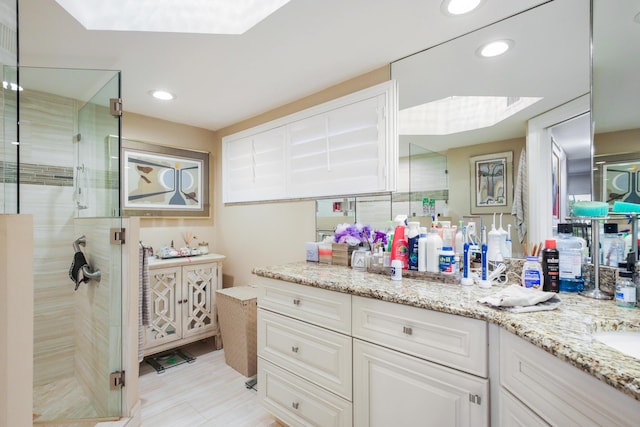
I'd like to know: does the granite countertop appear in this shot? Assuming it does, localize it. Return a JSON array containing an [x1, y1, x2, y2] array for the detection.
[[252, 261, 640, 402]]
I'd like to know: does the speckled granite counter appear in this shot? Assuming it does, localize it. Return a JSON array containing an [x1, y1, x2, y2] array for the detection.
[[252, 262, 640, 402]]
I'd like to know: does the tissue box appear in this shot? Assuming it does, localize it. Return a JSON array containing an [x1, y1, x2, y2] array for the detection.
[[332, 243, 356, 266], [306, 242, 319, 262]]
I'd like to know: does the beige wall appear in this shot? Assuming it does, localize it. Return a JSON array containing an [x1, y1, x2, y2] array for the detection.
[[594, 128, 640, 156], [447, 137, 526, 255]]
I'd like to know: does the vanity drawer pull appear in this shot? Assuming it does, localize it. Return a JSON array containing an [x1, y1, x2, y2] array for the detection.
[[291, 345, 299, 353], [403, 326, 413, 335], [292, 402, 299, 410]]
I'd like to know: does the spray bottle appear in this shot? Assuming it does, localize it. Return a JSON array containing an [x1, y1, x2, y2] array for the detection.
[[487, 213, 502, 263]]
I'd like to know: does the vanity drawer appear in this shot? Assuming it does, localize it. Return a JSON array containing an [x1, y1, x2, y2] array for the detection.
[[256, 277, 351, 334], [258, 358, 353, 427], [258, 309, 352, 400], [352, 295, 488, 377]]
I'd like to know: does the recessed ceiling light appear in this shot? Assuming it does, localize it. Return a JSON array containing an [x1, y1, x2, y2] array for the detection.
[[54, 0, 291, 34], [150, 90, 175, 101], [478, 40, 513, 58], [441, 0, 483, 16]]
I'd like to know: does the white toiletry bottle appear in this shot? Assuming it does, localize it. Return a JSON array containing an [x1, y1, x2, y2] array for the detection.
[[426, 227, 443, 273], [418, 227, 428, 272], [486, 214, 502, 263]]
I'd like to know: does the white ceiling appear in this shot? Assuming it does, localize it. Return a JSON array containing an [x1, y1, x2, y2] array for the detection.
[[19, 0, 551, 131], [16, 0, 638, 154]]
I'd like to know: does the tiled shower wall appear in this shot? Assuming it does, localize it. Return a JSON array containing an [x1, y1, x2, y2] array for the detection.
[[10, 87, 118, 414], [18, 89, 79, 385]]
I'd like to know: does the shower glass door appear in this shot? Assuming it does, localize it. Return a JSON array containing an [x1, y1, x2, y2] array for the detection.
[[17, 67, 124, 423]]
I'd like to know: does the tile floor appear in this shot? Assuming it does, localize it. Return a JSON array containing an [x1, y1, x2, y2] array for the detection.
[[138, 340, 277, 427]]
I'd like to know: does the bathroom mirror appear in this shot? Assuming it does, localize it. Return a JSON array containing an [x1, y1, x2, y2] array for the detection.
[[391, 0, 590, 253], [592, 0, 640, 206]]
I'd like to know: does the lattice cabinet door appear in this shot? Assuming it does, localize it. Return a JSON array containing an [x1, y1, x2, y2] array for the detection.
[[146, 266, 183, 349], [182, 263, 219, 339]]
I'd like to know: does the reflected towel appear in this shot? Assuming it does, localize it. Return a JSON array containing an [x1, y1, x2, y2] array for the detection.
[[478, 284, 561, 313], [511, 148, 528, 244], [69, 251, 89, 291]]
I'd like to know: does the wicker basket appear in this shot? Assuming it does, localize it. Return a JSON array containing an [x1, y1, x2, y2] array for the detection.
[[216, 286, 259, 377]]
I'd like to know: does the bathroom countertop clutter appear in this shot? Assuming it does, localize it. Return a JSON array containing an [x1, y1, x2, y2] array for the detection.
[[252, 261, 640, 401]]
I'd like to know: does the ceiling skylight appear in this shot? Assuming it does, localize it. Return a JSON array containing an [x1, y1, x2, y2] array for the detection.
[[399, 96, 543, 135], [54, 0, 291, 34]]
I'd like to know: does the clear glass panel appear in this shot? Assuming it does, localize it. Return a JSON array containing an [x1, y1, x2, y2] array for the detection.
[[2, 65, 18, 213], [18, 67, 123, 422]]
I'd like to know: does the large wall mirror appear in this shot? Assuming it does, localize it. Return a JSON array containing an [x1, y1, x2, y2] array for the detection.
[[592, 0, 640, 206], [391, 0, 590, 255]]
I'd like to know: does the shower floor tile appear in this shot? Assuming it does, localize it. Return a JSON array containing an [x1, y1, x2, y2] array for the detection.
[[33, 376, 98, 423]]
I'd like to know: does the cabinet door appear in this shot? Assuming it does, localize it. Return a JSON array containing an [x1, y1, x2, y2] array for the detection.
[[182, 263, 218, 339], [353, 339, 488, 427], [499, 389, 549, 427], [287, 94, 388, 199], [146, 266, 182, 349], [223, 126, 286, 203]]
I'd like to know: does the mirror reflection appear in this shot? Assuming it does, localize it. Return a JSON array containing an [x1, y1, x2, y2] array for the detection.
[[391, 0, 590, 255]]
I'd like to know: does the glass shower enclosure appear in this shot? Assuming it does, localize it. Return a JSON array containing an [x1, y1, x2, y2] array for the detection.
[[3, 65, 124, 423]]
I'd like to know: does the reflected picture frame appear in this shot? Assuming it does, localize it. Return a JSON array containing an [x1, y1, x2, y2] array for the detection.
[[470, 151, 513, 214], [121, 138, 210, 217]]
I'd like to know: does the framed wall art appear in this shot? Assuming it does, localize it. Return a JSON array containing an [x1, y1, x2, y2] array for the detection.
[[121, 138, 210, 217], [469, 151, 513, 214]]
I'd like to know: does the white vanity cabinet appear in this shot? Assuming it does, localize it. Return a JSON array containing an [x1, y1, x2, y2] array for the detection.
[[351, 296, 489, 427], [257, 278, 353, 427], [144, 255, 225, 356], [499, 329, 640, 427]]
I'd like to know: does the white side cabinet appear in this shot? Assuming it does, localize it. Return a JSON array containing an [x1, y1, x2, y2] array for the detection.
[[351, 296, 489, 427], [144, 254, 225, 356]]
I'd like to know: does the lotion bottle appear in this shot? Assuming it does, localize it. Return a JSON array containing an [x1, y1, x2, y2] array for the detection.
[[418, 227, 428, 272], [426, 226, 443, 273]]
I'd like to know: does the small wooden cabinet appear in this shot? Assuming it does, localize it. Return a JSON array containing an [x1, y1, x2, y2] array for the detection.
[[144, 254, 225, 356]]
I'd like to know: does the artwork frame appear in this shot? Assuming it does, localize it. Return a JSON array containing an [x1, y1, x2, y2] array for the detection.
[[470, 151, 513, 214], [121, 138, 210, 217]]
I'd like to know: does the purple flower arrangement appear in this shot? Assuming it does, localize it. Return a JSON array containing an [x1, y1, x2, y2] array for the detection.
[[333, 223, 387, 248]]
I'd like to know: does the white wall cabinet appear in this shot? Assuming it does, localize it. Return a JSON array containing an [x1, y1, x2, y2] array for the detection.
[[144, 256, 224, 356], [223, 81, 397, 203]]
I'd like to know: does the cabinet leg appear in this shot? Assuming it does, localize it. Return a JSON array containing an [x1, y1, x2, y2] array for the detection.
[[214, 332, 223, 350]]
